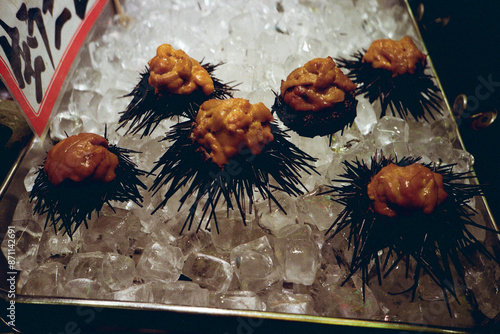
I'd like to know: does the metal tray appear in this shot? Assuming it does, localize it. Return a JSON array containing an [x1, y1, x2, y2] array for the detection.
[[1, 1, 499, 333]]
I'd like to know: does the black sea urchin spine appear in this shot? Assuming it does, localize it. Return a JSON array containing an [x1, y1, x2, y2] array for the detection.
[[271, 91, 357, 138], [118, 63, 237, 137], [322, 153, 498, 313], [336, 51, 442, 122], [150, 119, 318, 234], [30, 145, 146, 238], [202, 61, 239, 100]]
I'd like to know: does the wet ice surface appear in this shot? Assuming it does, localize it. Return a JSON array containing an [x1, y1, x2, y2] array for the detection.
[[3, 0, 499, 329]]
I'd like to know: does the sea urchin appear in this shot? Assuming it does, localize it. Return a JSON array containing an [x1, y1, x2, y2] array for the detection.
[[322, 153, 499, 314], [336, 36, 442, 122], [150, 98, 318, 234], [30, 132, 147, 238], [118, 44, 237, 137]]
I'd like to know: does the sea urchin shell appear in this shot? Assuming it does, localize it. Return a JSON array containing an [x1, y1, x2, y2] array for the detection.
[[149, 100, 318, 234], [336, 38, 442, 122], [322, 153, 499, 313], [30, 133, 147, 238], [118, 44, 237, 137]]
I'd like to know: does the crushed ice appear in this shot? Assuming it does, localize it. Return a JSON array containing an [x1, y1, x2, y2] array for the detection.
[[2, 0, 496, 328]]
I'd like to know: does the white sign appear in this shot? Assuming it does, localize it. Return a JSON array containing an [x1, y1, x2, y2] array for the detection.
[[0, 0, 108, 138]]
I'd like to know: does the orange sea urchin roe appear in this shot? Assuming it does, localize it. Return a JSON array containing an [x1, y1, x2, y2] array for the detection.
[[367, 163, 448, 218], [192, 98, 274, 168], [148, 44, 214, 95], [362, 36, 426, 77], [280, 57, 357, 112], [44, 133, 119, 186]]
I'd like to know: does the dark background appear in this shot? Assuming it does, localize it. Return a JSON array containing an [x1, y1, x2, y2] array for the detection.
[[410, 0, 500, 224]]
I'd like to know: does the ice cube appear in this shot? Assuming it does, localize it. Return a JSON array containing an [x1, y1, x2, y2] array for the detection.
[[427, 137, 454, 163], [157, 281, 210, 307], [368, 254, 418, 316], [20, 262, 65, 296], [252, 61, 285, 91], [316, 263, 351, 288], [197, 12, 230, 48], [258, 31, 297, 63], [113, 283, 154, 303], [246, 89, 276, 109], [449, 149, 475, 173], [36, 228, 81, 264], [354, 97, 378, 135], [296, 187, 343, 231], [173, 229, 213, 258], [362, 8, 401, 40], [257, 209, 296, 236], [396, 296, 475, 327], [182, 252, 233, 293], [273, 224, 312, 240], [282, 54, 311, 74], [315, 276, 380, 319], [265, 292, 315, 315], [230, 236, 282, 292], [380, 141, 411, 159], [71, 67, 102, 91], [274, 6, 312, 37], [408, 119, 432, 144], [66, 252, 105, 281], [212, 291, 266, 311], [254, 192, 298, 235], [1, 219, 42, 271], [97, 88, 131, 124], [136, 136, 170, 173], [372, 116, 409, 147], [274, 225, 320, 286], [136, 242, 183, 282], [417, 273, 448, 302], [12, 192, 40, 223], [322, 229, 355, 269], [48, 111, 84, 142], [431, 116, 458, 144], [296, 37, 328, 58], [81, 208, 140, 255], [322, 3, 347, 32], [210, 210, 253, 252], [68, 89, 103, 118], [229, 12, 266, 39], [464, 253, 500, 319], [133, 203, 162, 235], [213, 61, 254, 93], [329, 124, 364, 154], [63, 278, 105, 299], [79, 114, 105, 135], [287, 133, 332, 168], [23, 166, 39, 193], [101, 253, 136, 291]]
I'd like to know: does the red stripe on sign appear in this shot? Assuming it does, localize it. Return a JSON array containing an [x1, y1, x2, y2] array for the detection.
[[0, 0, 109, 138]]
